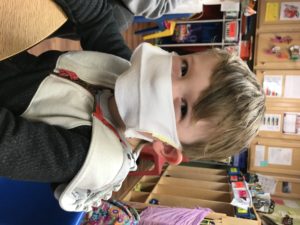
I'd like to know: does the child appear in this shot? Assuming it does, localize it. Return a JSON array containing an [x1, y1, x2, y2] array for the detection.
[[0, 0, 265, 212]]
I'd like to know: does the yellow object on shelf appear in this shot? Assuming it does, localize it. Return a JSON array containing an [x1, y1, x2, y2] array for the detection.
[[143, 21, 176, 40]]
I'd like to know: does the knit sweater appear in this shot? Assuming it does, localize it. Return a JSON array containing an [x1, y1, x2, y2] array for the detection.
[[0, 0, 131, 183]]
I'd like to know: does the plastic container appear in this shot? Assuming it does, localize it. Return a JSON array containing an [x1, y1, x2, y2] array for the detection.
[[0, 178, 84, 225]]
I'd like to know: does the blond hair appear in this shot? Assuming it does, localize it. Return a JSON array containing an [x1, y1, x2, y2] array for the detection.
[[182, 48, 265, 160]]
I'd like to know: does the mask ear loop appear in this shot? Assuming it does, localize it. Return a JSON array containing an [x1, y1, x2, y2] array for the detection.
[[129, 140, 148, 171], [132, 140, 148, 160]]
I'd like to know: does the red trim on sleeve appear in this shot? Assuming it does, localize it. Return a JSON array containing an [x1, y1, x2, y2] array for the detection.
[[58, 69, 79, 80], [93, 105, 125, 145]]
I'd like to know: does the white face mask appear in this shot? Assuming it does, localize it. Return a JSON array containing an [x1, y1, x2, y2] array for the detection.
[[115, 43, 181, 149]]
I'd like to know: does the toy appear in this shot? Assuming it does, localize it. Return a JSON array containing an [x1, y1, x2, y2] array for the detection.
[[289, 45, 300, 61], [228, 167, 240, 176], [283, 4, 300, 19], [234, 181, 245, 189], [133, 14, 191, 40], [200, 218, 215, 225], [225, 20, 238, 42], [143, 21, 176, 40], [238, 190, 248, 198], [133, 183, 142, 192], [149, 198, 159, 205], [230, 175, 244, 183], [235, 207, 251, 219], [230, 175, 238, 182], [235, 207, 256, 220], [282, 214, 293, 225], [271, 35, 292, 44], [253, 197, 275, 214], [265, 46, 289, 59], [242, 0, 257, 17]]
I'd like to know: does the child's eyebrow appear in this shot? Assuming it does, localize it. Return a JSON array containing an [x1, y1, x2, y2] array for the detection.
[[187, 55, 196, 72]]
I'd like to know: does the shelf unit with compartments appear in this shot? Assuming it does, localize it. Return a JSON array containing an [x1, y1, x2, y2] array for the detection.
[[155, 18, 241, 48], [122, 165, 261, 225], [153, 4, 242, 55]]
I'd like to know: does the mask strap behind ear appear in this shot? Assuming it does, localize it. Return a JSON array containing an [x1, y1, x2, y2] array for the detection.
[[131, 140, 148, 161]]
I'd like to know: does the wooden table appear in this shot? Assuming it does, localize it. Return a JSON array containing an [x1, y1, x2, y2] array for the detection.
[[0, 0, 67, 61]]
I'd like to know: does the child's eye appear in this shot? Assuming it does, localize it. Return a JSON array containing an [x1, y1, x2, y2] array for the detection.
[[180, 99, 188, 119], [181, 60, 188, 77]]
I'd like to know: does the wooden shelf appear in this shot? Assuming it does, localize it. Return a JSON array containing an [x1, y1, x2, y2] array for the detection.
[[122, 165, 261, 225]]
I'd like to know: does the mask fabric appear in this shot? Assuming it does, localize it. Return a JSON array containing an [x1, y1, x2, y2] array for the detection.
[[115, 43, 181, 149]]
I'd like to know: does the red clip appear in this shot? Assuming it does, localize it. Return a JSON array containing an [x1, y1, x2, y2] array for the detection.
[[93, 105, 125, 145], [58, 69, 79, 80]]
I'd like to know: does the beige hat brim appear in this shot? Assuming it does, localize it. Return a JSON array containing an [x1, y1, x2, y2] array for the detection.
[[0, 0, 67, 61]]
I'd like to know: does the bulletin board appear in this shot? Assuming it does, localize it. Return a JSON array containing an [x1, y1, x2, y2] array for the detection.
[[258, 110, 298, 140], [255, 32, 300, 69], [249, 137, 300, 176], [249, 0, 300, 189], [258, 0, 300, 32], [255, 70, 300, 147], [256, 70, 300, 103]]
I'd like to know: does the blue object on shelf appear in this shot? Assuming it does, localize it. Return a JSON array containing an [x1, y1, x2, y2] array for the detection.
[[232, 148, 248, 173], [0, 178, 84, 225], [228, 167, 240, 176], [133, 14, 191, 35], [133, 14, 192, 23]]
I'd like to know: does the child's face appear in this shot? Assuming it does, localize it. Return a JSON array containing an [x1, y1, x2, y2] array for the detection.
[[172, 52, 219, 145]]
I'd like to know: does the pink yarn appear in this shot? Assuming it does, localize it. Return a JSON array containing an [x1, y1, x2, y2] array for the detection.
[[139, 206, 211, 225]]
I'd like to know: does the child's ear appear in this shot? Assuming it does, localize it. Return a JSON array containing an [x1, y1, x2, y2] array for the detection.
[[152, 141, 183, 165]]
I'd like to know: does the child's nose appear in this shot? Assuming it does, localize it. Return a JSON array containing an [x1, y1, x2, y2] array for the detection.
[[171, 79, 179, 99], [171, 77, 185, 98]]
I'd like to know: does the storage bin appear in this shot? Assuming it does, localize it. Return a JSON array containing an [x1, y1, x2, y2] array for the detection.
[[0, 178, 84, 225]]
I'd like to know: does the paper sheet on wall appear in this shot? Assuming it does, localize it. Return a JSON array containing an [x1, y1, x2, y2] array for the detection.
[[280, 2, 300, 21], [268, 147, 293, 166], [255, 145, 265, 167], [257, 174, 277, 194], [284, 76, 300, 98], [263, 75, 283, 97], [265, 2, 279, 22], [230, 198, 250, 210], [284, 200, 300, 209], [221, 2, 240, 12], [260, 114, 281, 132], [283, 113, 297, 134]]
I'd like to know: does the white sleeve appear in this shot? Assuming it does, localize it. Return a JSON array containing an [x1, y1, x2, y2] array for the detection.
[[121, 0, 203, 19]]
